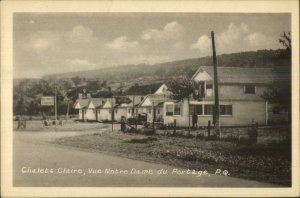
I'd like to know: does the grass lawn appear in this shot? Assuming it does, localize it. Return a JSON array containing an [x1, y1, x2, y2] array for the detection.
[[53, 127, 291, 186]]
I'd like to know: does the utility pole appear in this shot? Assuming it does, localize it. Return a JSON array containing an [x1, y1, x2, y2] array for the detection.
[[211, 31, 220, 136], [111, 97, 114, 132], [54, 95, 57, 120], [152, 102, 155, 129], [54, 85, 58, 121], [132, 96, 137, 130]]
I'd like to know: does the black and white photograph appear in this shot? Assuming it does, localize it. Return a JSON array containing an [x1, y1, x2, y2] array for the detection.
[[1, 0, 299, 197]]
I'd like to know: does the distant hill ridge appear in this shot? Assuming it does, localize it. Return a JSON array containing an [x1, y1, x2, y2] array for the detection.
[[44, 49, 288, 83]]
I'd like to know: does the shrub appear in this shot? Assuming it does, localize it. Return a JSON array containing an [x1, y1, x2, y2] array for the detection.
[[126, 137, 158, 144], [142, 128, 156, 135]]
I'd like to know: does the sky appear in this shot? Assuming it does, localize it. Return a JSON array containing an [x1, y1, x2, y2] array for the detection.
[[14, 13, 291, 78]]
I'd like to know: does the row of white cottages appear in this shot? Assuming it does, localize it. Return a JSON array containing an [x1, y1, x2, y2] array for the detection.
[[73, 66, 288, 127]]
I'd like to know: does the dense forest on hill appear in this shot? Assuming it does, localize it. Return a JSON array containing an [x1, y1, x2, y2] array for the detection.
[[14, 49, 290, 117], [44, 49, 289, 83]]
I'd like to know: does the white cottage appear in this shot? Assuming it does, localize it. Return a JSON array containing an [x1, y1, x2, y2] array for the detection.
[[99, 99, 116, 121], [139, 94, 169, 123], [85, 98, 106, 121], [73, 98, 90, 120]]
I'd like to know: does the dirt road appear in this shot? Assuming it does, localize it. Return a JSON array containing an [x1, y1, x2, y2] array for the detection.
[[13, 130, 278, 187]]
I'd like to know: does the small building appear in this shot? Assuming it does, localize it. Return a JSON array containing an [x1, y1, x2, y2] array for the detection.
[[115, 95, 143, 121], [163, 66, 284, 127], [73, 98, 90, 120], [99, 99, 116, 122], [85, 98, 106, 121], [139, 94, 170, 123]]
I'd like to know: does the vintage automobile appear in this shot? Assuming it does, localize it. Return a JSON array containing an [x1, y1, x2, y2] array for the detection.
[[127, 113, 147, 125]]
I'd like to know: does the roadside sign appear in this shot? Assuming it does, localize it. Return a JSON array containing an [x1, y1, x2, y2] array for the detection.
[[41, 96, 55, 106]]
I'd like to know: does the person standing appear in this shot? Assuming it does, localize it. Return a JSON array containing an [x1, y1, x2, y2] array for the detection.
[[192, 113, 198, 129], [121, 117, 126, 132]]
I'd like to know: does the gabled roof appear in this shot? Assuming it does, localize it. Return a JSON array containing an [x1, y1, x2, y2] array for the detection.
[[88, 98, 106, 108], [154, 83, 171, 95], [125, 83, 165, 95], [102, 98, 116, 109], [192, 66, 276, 84], [74, 98, 90, 109], [139, 94, 171, 107]]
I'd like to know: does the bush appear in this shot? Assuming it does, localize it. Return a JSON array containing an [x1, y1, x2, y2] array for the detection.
[[142, 128, 156, 135], [126, 137, 158, 144]]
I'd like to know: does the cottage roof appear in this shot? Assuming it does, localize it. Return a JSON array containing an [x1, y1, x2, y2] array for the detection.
[[192, 66, 277, 84], [139, 94, 171, 107], [102, 98, 116, 109], [125, 83, 165, 95], [74, 98, 90, 109], [89, 98, 106, 108]]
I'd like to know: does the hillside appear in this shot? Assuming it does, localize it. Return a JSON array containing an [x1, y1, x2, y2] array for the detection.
[[14, 48, 291, 116], [44, 49, 289, 85]]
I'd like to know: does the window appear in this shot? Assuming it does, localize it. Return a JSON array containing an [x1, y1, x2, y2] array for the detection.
[[128, 109, 131, 114], [206, 84, 213, 97], [245, 85, 255, 94], [174, 103, 181, 115], [204, 104, 214, 115], [109, 109, 112, 114], [93, 109, 96, 114], [149, 108, 152, 114], [199, 82, 205, 98], [220, 105, 232, 115], [189, 104, 203, 115], [166, 104, 174, 116], [195, 82, 205, 99], [157, 109, 160, 114], [115, 109, 118, 114]]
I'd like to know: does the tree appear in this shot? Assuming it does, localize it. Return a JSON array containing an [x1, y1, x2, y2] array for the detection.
[[279, 32, 291, 51], [86, 80, 101, 92], [167, 76, 196, 134], [262, 32, 291, 123], [14, 96, 28, 115], [71, 76, 82, 96], [56, 80, 73, 119]]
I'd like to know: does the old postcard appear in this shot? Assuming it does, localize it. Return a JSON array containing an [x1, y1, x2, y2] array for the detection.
[[1, 0, 299, 197]]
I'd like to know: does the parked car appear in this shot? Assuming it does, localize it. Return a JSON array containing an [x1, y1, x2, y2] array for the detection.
[[127, 113, 147, 125]]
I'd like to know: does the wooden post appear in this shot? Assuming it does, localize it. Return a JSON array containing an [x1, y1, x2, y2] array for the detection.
[[54, 95, 57, 121], [188, 98, 191, 134], [132, 96, 137, 130], [211, 31, 220, 136], [208, 120, 211, 137], [173, 119, 177, 135], [152, 102, 155, 129], [255, 122, 258, 144], [111, 98, 114, 132]]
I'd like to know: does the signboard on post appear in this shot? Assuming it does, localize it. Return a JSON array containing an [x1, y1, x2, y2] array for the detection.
[[41, 96, 55, 106]]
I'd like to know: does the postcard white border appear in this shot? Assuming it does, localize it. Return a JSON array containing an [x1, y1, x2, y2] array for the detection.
[[1, 0, 299, 197]]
